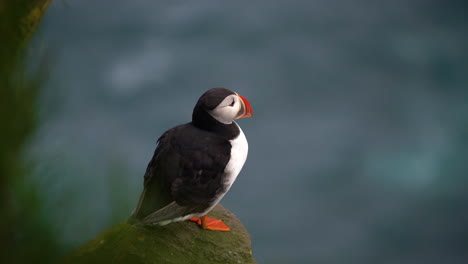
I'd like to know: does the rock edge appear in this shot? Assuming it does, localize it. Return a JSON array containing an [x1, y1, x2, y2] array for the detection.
[[63, 204, 257, 264]]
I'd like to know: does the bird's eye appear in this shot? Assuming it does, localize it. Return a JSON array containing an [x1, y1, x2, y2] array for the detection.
[[229, 100, 235, 107]]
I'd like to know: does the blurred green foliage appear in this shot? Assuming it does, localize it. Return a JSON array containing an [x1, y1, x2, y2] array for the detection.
[[0, 0, 59, 263]]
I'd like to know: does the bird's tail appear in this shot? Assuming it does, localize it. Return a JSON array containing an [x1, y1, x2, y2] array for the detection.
[[128, 187, 196, 226], [139, 201, 196, 226], [127, 188, 148, 224]]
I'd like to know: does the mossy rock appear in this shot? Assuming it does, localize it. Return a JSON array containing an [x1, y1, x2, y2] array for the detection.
[[63, 204, 257, 264]]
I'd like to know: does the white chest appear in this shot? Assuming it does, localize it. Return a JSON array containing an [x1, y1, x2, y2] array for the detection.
[[224, 123, 248, 189], [196, 122, 248, 216]]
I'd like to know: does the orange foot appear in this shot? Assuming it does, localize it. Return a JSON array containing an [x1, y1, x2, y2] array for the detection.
[[189, 215, 230, 232]]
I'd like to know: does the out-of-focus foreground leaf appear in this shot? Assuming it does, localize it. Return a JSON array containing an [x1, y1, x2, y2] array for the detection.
[[0, 0, 59, 263]]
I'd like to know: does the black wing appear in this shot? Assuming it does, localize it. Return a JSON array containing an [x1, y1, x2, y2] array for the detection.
[[132, 123, 231, 222]]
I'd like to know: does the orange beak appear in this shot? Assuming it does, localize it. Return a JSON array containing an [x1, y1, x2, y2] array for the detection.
[[235, 93, 253, 119]]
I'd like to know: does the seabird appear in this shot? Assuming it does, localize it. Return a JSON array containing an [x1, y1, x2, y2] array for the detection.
[[132, 87, 253, 231]]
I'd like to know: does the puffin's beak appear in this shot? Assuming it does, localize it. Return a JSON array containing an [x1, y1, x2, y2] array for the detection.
[[235, 93, 253, 119]]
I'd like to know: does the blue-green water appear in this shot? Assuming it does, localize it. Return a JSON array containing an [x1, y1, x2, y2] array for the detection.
[[35, 1, 468, 263]]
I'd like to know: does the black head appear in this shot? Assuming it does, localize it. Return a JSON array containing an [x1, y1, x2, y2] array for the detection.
[[195, 88, 235, 111], [192, 88, 253, 136]]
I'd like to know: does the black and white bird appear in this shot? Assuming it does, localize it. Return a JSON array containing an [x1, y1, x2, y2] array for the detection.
[[132, 88, 253, 231]]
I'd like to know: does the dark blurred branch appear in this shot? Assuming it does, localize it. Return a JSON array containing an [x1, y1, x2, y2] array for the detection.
[[0, 0, 52, 217], [0, 0, 54, 263], [0, 0, 52, 47]]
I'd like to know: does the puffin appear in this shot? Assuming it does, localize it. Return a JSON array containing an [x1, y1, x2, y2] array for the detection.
[[131, 88, 253, 231]]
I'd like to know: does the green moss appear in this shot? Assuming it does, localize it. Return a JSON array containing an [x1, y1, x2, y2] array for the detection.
[[63, 205, 257, 264]]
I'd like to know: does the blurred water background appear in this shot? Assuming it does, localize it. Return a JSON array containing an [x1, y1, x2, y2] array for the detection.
[[6, 0, 468, 263]]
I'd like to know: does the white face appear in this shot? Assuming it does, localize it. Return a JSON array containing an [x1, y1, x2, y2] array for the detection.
[[208, 94, 242, 124]]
